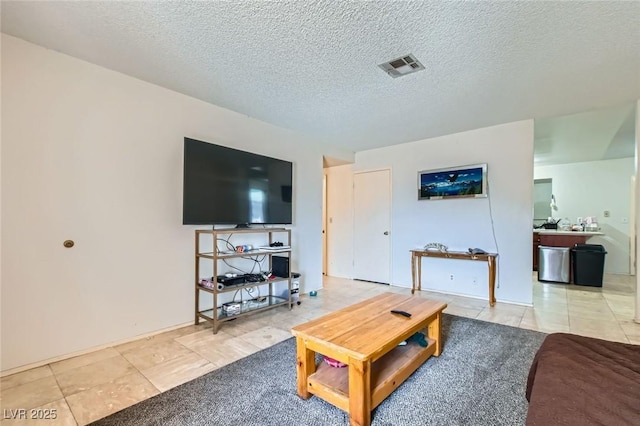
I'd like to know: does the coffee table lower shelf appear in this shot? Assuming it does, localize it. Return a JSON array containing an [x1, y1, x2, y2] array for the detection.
[[307, 339, 436, 412]]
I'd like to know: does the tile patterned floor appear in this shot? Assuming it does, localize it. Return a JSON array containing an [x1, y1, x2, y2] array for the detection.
[[1, 274, 637, 425]]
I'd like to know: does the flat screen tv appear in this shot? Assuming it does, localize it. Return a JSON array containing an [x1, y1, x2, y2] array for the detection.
[[183, 138, 293, 226]]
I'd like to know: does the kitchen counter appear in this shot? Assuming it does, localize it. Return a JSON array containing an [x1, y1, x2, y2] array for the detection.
[[533, 230, 604, 236]]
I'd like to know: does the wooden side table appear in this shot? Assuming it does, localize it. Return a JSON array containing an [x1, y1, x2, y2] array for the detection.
[[410, 250, 498, 306]]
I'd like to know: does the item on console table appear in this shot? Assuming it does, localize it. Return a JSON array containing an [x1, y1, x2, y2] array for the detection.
[[424, 242, 448, 252]]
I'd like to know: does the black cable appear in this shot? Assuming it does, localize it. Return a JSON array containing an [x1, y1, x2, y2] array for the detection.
[[221, 259, 248, 274], [217, 236, 236, 252], [247, 254, 267, 274], [486, 177, 500, 289], [244, 286, 261, 299], [215, 236, 236, 254]]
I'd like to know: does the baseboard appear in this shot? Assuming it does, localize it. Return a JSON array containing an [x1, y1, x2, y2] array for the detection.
[[415, 287, 533, 307]]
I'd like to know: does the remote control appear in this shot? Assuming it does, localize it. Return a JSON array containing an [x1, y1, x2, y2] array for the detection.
[[391, 309, 412, 318]]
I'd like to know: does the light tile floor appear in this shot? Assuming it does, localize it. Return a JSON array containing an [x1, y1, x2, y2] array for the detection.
[[1, 274, 637, 425]]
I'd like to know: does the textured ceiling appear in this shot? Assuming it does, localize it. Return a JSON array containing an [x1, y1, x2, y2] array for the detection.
[[2, 1, 639, 152]]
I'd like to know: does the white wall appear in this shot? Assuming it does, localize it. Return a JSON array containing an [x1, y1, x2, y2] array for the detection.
[[0, 34, 353, 371], [535, 158, 634, 274], [327, 120, 535, 305]]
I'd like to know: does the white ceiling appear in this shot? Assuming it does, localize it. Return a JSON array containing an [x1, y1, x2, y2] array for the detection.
[[1, 1, 639, 152]]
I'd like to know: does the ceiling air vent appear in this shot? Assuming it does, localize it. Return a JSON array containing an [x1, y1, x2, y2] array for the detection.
[[378, 54, 425, 78]]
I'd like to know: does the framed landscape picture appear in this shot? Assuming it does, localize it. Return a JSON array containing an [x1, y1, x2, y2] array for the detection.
[[418, 163, 488, 200]]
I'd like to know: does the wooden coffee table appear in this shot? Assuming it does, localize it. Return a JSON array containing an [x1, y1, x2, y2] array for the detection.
[[291, 292, 447, 426]]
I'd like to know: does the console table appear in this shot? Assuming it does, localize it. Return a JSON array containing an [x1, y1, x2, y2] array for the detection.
[[410, 250, 498, 307]]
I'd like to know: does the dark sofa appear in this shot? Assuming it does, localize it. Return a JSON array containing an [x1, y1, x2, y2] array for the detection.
[[526, 333, 640, 425]]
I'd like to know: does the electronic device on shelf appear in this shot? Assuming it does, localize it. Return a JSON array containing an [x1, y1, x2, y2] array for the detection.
[[257, 245, 291, 251], [272, 256, 290, 278], [215, 273, 268, 286], [468, 248, 487, 255], [216, 275, 247, 286], [221, 302, 242, 316], [244, 273, 267, 283], [182, 138, 293, 227]]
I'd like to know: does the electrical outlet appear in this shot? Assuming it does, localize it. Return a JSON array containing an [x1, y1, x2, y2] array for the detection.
[[449, 274, 454, 281], [472, 276, 477, 285], [622, 217, 628, 224], [604, 210, 610, 218]]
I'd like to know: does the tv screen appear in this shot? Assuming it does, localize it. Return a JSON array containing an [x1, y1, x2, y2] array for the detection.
[[183, 138, 293, 225]]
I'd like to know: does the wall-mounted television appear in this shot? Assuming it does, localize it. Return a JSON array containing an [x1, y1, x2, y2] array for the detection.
[[418, 163, 488, 200], [183, 138, 293, 226]]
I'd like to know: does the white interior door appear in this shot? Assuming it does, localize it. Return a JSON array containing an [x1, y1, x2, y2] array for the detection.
[[353, 169, 391, 283]]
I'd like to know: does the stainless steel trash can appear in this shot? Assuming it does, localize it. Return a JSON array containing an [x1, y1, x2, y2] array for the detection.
[[538, 246, 570, 283]]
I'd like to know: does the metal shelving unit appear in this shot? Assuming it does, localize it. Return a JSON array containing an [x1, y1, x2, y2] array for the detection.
[[194, 228, 292, 333]]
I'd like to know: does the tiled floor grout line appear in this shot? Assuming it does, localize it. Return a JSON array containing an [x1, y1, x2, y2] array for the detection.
[[61, 395, 80, 426]]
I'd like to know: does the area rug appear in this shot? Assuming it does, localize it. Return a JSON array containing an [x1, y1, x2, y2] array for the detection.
[[91, 315, 546, 425]]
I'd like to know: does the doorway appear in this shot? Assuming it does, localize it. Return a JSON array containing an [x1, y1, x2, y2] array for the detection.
[[353, 169, 391, 284], [533, 178, 553, 226], [322, 173, 327, 276]]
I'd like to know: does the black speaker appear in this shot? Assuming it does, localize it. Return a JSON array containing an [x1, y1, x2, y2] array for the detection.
[[272, 256, 290, 278]]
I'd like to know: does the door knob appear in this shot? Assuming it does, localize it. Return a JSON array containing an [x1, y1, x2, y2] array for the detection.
[[383, 231, 389, 235]]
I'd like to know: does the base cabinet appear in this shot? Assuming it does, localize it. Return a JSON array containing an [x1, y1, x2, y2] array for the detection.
[[532, 232, 590, 281], [533, 233, 541, 271]]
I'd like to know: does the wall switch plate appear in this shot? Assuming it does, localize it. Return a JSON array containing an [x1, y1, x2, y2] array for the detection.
[[604, 210, 610, 218], [622, 217, 629, 224]]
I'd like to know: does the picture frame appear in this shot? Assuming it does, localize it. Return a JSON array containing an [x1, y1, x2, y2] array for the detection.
[[418, 163, 488, 200]]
